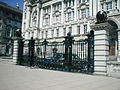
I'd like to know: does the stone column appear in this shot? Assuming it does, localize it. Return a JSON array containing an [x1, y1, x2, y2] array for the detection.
[[117, 0, 120, 9], [36, 3, 40, 28], [89, 0, 93, 16], [13, 37, 23, 63], [91, 23, 111, 75], [50, 5, 53, 26], [40, 8, 43, 28], [97, 0, 101, 11], [74, 0, 77, 21], [117, 29, 120, 62], [26, 7, 31, 29], [61, 1, 64, 23]]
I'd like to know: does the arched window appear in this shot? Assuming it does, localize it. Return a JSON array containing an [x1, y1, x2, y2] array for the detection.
[[6, 25, 12, 37], [32, 10, 37, 27]]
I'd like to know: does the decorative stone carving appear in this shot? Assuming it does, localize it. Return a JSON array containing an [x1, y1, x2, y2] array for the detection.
[[29, 0, 37, 4], [16, 29, 22, 37], [96, 11, 107, 24], [32, 10, 37, 27]]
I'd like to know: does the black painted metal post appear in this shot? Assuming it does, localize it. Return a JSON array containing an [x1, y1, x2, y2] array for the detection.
[[65, 32, 73, 72], [18, 40, 24, 65], [87, 30, 94, 73], [43, 39, 48, 66], [28, 37, 35, 67]]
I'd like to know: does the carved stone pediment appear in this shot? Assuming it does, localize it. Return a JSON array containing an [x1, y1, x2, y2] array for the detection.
[[64, 7, 74, 12], [53, 11, 61, 16], [78, 2, 89, 9]]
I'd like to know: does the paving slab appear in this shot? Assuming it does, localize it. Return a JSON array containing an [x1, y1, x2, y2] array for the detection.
[[0, 61, 120, 90]]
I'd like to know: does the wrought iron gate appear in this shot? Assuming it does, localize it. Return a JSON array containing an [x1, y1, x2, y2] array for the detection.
[[21, 31, 94, 73]]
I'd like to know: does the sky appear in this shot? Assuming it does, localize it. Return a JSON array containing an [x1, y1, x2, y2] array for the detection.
[[0, 0, 23, 10]]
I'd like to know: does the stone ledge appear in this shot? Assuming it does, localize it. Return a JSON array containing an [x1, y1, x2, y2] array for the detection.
[[12, 37, 24, 40], [107, 61, 120, 65], [90, 23, 112, 31]]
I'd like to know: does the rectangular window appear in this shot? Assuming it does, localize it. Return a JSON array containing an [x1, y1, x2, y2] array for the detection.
[[84, 24, 87, 34], [53, 15, 56, 24], [0, 23, 1, 28], [101, 4, 104, 10], [59, 3, 62, 10], [106, 2, 112, 10], [77, 26, 80, 34], [81, 9, 86, 18], [86, 0, 89, 2], [78, 10, 80, 19], [82, 0, 86, 2], [72, 11, 74, 21], [79, 0, 81, 3], [41, 31, 44, 39], [87, 8, 89, 17], [71, 0, 74, 6], [56, 29, 59, 37], [69, 0, 71, 6], [46, 31, 48, 38], [81, 42, 84, 51], [63, 28, 66, 36], [56, 15, 59, 23], [51, 30, 54, 38], [24, 13, 26, 19], [69, 27, 72, 34], [64, 13, 67, 21], [68, 12, 71, 21], [24, 23, 26, 30]]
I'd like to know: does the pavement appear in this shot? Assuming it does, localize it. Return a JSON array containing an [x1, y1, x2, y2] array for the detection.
[[0, 58, 120, 90]]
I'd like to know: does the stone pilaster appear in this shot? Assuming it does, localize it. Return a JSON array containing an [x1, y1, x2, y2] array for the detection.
[[50, 4, 53, 26], [40, 8, 43, 28], [26, 7, 31, 29], [89, 0, 93, 16], [91, 23, 111, 75], [36, 3, 41, 28], [74, 0, 77, 21], [117, 0, 120, 9], [61, 1, 64, 23]]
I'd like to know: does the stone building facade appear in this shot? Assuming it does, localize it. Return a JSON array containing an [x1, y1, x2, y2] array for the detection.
[[22, 0, 120, 75], [22, 0, 120, 56], [0, 1, 22, 56]]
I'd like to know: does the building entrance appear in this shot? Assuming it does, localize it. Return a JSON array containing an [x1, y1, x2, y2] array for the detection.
[[108, 20, 118, 56]]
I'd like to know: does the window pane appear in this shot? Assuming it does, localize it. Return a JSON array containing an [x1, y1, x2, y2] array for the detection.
[[81, 9, 86, 18], [84, 24, 87, 34], [77, 26, 80, 34], [106, 2, 112, 10]]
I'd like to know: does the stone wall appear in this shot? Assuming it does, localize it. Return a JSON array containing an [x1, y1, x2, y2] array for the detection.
[[107, 61, 120, 78]]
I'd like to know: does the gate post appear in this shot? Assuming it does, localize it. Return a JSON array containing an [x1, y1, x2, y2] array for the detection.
[[91, 23, 111, 75], [28, 37, 35, 67], [43, 39, 48, 66], [87, 30, 94, 73], [13, 37, 23, 64], [64, 32, 73, 72]]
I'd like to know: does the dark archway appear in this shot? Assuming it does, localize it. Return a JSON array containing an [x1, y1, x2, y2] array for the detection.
[[108, 20, 118, 56]]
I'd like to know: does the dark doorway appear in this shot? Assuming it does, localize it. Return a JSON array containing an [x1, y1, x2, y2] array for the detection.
[[108, 20, 118, 56]]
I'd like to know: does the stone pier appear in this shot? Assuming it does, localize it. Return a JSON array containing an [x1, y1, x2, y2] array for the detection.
[[91, 23, 111, 75], [13, 37, 23, 63]]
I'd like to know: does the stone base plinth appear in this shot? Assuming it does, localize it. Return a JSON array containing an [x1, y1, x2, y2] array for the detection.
[[107, 61, 120, 78]]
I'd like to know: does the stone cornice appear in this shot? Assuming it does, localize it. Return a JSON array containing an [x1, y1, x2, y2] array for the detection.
[[117, 28, 120, 31], [90, 23, 113, 31], [12, 37, 24, 40]]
